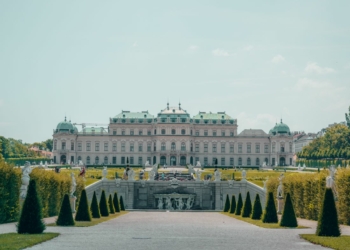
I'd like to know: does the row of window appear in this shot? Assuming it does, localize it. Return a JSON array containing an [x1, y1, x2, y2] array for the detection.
[[111, 129, 235, 136]]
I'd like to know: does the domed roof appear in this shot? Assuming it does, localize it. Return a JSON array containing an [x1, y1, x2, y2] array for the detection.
[[157, 103, 190, 118], [56, 117, 75, 133], [269, 119, 290, 135]]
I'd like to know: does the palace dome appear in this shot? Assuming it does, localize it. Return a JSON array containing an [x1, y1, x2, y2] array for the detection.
[[157, 103, 190, 118], [56, 117, 76, 133], [269, 120, 290, 135]]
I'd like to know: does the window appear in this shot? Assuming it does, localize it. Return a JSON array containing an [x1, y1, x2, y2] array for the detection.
[[213, 131, 217, 136], [212, 157, 218, 165], [221, 131, 225, 136], [112, 142, 117, 152], [289, 143, 292, 153], [147, 144, 151, 152], [161, 143, 166, 151], [289, 158, 292, 165], [272, 158, 275, 166], [171, 129, 176, 135], [195, 130, 199, 136], [139, 130, 143, 135], [130, 144, 134, 152], [255, 144, 260, 153], [78, 156, 81, 162], [204, 130, 208, 136], [221, 143, 225, 153], [147, 130, 151, 135], [238, 144, 242, 153], [204, 157, 208, 166], [161, 129, 166, 135], [204, 144, 208, 153], [104, 156, 108, 164], [138, 157, 142, 165], [230, 144, 234, 153], [78, 142, 82, 151], [154, 129, 157, 135], [238, 157, 242, 166], [154, 142, 156, 151], [112, 157, 116, 164], [281, 146, 285, 152], [130, 157, 134, 165], [104, 142, 108, 151], [95, 156, 99, 164], [230, 157, 234, 166], [195, 157, 199, 164], [230, 131, 234, 137], [138, 144, 143, 152], [121, 143, 125, 152], [272, 145, 275, 153], [130, 130, 134, 135], [221, 158, 225, 166], [247, 157, 251, 166], [121, 157, 125, 164], [86, 156, 90, 165], [247, 144, 251, 153], [181, 129, 185, 135], [171, 142, 176, 150], [212, 144, 217, 153], [95, 142, 100, 151], [113, 130, 116, 135], [147, 157, 151, 164], [54, 140, 57, 150], [191, 143, 193, 152], [86, 142, 91, 151], [181, 143, 186, 151], [256, 158, 260, 166], [195, 144, 199, 152], [122, 130, 125, 135], [71, 142, 74, 151], [62, 142, 66, 150], [264, 145, 268, 153]]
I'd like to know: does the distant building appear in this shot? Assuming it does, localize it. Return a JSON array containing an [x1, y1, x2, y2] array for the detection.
[[293, 133, 317, 153], [316, 122, 347, 137], [29, 146, 53, 159]]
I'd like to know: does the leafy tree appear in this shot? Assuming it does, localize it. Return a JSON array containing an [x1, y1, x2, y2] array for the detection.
[[75, 189, 91, 221], [56, 194, 74, 226], [316, 188, 341, 236], [17, 180, 46, 234], [229, 195, 236, 214], [223, 194, 230, 212], [251, 194, 263, 220], [90, 191, 100, 218], [280, 193, 297, 227], [99, 190, 109, 217], [120, 196, 125, 211], [235, 193, 243, 215], [346, 105, 350, 128], [108, 194, 115, 214], [262, 192, 278, 223], [113, 192, 120, 212], [242, 192, 252, 217]]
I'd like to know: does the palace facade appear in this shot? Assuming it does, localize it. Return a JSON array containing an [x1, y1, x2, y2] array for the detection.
[[52, 104, 294, 167]]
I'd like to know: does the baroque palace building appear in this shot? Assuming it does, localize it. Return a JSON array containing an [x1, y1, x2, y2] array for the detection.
[[52, 104, 294, 167]]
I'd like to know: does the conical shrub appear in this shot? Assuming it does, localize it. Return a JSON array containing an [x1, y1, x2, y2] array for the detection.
[[56, 194, 74, 226], [113, 192, 120, 212], [120, 195, 125, 211], [262, 192, 278, 223], [235, 193, 243, 215], [90, 191, 100, 218], [251, 194, 263, 220], [242, 192, 252, 217], [108, 194, 115, 214], [75, 189, 91, 221], [229, 195, 236, 214], [280, 193, 298, 227], [99, 190, 109, 217], [223, 194, 230, 212], [17, 180, 46, 234], [316, 188, 340, 236]]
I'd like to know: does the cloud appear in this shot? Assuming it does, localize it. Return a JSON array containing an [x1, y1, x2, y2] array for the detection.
[[237, 112, 278, 132], [344, 63, 350, 69], [305, 62, 335, 74], [132, 41, 138, 47], [212, 48, 229, 57], [271, 55, 285, 63], [295, 78, 344, 97], [243, 45, 254, 51], [188, 45, 199, 51]]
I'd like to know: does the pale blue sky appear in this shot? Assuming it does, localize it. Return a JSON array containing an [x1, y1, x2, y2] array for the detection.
[[1, 1, 349, 143]]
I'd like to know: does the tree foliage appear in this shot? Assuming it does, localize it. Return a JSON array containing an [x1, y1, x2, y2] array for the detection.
[[251, 194, 263, 220], [75, 189, 91, 221], [0, 136, 40, 159], [119, 196, 125, 211], [262, 192, 278, 223], [280, 193, 298, 227], [113, 193, 120, 212], [235, 193, 243, 215], [99, 190, 109, 217], [56, 194, 74, 226], [229, 195, 236, 214], [108, 194, 115, 214], [241, 192, 252, 218], [90, 192, 100, 218], [224, 194, 230, 212]]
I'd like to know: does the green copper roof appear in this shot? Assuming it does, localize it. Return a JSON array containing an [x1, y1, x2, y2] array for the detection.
[[269, 120, 290, 135], [193, 112, 232, 120], [114, 111, 154, 119], [82, 127, 106, 133], [56, 117, 75, 132], [157, 105, 190, 118]]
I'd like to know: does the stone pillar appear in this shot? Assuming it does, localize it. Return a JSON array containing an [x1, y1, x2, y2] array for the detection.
[[70, 195, 77, 213], [277, 197, 284, 214]]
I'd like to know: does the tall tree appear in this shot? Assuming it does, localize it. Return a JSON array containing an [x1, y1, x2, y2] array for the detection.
[[235, 193, 243, 215], [75, 189, 91, 221], [56, 194, 75, 226], [346, 105, 350, 128], [223, 194, 230, 212]]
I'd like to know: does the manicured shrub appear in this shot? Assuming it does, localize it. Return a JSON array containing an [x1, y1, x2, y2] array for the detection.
[[280, 193, 298, 227], [235, 193, 243, 215], [17, 180, 46, 234], [113, 192, 120, 212], [242, 192, 252, 218], [120, 195, 125, 211], [108, 194, 115, 214], [75, 189, 91, 221], [56, 194, 74, 226], [251, 194, 263, 220], [90, 192, 100, 218], [224, 194, 230, 212], [229, 195, 236, 214], [99, 190, 109, 217], [262, 192, 278, 223], [316, 188, 340, 236]]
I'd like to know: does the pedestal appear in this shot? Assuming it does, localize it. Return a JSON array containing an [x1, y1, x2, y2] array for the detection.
[[70, 195, 77, 213], [277, 197, 284, 214]]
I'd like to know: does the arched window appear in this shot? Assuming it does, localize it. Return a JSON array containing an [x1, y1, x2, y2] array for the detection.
[[190, 143, 193, 152], [171, 142, 176, 150], [238, 157, 242, 166], [256, 158, 260, 166], [161, 142, 166, 151], [78, 156, 82, 162], [171, 129, 176, 135], [95, 156, 99, 165], [247, 157, 251, 166], [264, 158, 269, 165], [161, 129, 166, 135], [160, 156, 166, 165], [180, 156, 186, 166], [181, 129, 185, 135], [104, 156, 108, 164], [86, 156, 90, 165], [181, 143, 186, 151]]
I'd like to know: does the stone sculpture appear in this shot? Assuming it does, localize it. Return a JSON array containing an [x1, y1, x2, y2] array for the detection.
[[176, 198, 184, 210], [214, 169, 221, 181], [70, 172, 77, 196], [326, 165, 338, 200], [115, 178, 121, 187], [128, 168, 135, 181], [102, 166, 108, 180], [148, 170, 155, 181], [39, 161, 43, 167], [20, 161, 32, 199], [186, 197, 194, 210], [165, 197, 173, 210], [195, 169, 201, 181], [242, 170, 247, 180], [196, 161, 201, 168], [188, 164, 194, 174], [277, 174, 284, 198], [157, 198, 164, 209]]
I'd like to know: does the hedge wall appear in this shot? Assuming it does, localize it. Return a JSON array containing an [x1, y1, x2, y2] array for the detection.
[[6, 157, 51, 166], [0, 161, 84, 224], [266, 169, 350, 225], [296, 159, 350, 168]]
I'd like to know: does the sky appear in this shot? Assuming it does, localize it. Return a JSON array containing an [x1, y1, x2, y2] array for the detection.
[[0, 1, 349, 143]]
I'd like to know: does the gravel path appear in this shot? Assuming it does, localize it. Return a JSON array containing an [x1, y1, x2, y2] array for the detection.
[[19, 212, 330, 250]]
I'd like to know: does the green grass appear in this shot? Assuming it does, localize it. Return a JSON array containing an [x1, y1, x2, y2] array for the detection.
[[0, 233, 59, 250], [221, 212, 307, 229], [300, 234, 350, 250], [47, 211, 128, 227]]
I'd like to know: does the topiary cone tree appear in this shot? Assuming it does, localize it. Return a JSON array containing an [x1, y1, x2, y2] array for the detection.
[[229, 195, 236, 214], [235, 193, 243, 215], [99, 190, 109, 217], [75, 189, 91, 221], [316, 188, 340, 236], [108, 194, 115, 214], [90, 191, 100, 218], [56, 194, 75, 226], [251, 194, 263, 220], [223, 194, 230, 212], [262, 192, 278, 223], [120, 195, 125, 211], [17, 180, 46, 234], [113, 192, 120, 212], [280, 193, 298, 227], [242, 192, 252, 218]]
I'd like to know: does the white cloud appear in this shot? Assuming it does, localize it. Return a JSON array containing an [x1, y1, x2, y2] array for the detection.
[[295, 78, 344, 97], [305, 62, 335, 74], [132, 41, 138, 47], [237, 112, 279, 132], [212, 48, 229, 57], [271, 55, 285, 63], [188, 45, 199, 51]]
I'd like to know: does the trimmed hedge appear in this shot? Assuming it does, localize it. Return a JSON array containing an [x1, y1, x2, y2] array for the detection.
[[56, 194, 74, 226], [251, 194, 262, 220], [229, 195, 236, 214], [90, 192, 100, 218], [99, 190, 109, 217], [242, 192, 252, 218], [6, 158, 51, 166], [224, 194, 230, 212], [280, 193, 297, 227], [235, 193, 243, 215], [113, 193, 120, 212], [120, 196, 125, 211], [108, 194, 115, 214], [262, 192, 278, 223], [75, 189, 91, 221]]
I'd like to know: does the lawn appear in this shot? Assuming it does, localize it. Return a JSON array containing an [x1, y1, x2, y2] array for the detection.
[[47, 211, 128, 227], [300, 234, 350, 250], [0, 233, 59, 250]]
